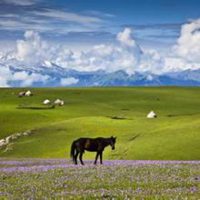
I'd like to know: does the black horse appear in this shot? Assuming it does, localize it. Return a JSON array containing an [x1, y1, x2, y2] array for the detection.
[[70, 136, 116, 165]]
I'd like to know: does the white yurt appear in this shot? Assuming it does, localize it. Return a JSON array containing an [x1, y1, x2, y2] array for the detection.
[[54, 99, 64, 106], [54, 99, 61, 105], [25, 90, 32, 96], [147, 111, 157, 118], [43, 99, 51, 105], [18, 91, 25, 97], [60, 100, 64, 106]]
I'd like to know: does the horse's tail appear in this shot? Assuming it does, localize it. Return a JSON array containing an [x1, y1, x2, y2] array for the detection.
[[70, 141, 76, 162]]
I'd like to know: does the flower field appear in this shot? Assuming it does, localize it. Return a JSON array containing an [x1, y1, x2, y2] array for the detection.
[[0, 159, 199, 199]]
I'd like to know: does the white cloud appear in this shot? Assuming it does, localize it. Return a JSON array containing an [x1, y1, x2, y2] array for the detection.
[[12, 71, 49, 87], [117, 28, 136, 47], [60, 77, 79, 86], [55, 44, 141, 75], [157, 19, 200, 73], [32, 9, 102, 25], [0, 18, 45, 32], [0, 6, 104, 33], [0, 64, 49, 87], [173, 19, 200, 63], [0, 27, 162, 87], [139, 49, 165, 74], [1, 21, 200, 87], [0, 66, 12, 87], [14, 30, 51, 65], [53, 28, 143, 75], [0, 28, 167, 76], [1, 0, 38, 6]]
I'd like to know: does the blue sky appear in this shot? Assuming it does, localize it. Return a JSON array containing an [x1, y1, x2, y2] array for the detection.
[[0, 0, 200, 49]]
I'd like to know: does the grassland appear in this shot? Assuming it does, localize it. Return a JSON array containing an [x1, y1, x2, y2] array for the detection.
[[0, 87, 200, 160], [0, 159, 199, 199]]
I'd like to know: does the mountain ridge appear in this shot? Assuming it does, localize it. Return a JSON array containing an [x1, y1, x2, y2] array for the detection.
[[2, 62, 200, 86]]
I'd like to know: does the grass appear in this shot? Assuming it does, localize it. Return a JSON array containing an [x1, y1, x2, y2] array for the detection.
[[0, 87, 200, 160]]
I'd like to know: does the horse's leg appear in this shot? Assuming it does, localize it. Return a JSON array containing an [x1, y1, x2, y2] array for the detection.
[[94, 152, 99, 165], [79, 152, 84, 165], [74, 151, 79, 165], [100, 151, 103, 164]]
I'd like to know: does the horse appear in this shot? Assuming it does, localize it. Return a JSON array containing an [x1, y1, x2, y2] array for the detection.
[[70, 136, 116, 165]]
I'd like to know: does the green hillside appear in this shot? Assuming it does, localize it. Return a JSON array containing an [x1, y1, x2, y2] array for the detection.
[[0, 87, 200, 160]]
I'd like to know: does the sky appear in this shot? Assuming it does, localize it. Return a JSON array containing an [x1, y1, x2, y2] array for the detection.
[[0, 0, 200, 86], [1, 0, 200, 48]]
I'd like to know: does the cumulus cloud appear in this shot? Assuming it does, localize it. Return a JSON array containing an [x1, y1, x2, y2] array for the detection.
[[1, 21, 200, 87], [0, 66, 12, 87], [173, 19, 200, 63], [15, 30, 49, 65], [61, 43, 141, 74], [0, 28, 154, 87], [139, 49, 165, 74], [117, 28, 136, 47], [60, 77, 79, 86], [0, 28, 170, 77], [53, 28, 143, 75], [158, 18, 200, 72]]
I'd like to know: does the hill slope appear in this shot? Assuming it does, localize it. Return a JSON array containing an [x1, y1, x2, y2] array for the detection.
[[0, 87, 200, 160]]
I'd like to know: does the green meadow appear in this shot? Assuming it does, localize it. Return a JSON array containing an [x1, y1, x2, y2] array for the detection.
[[0, 87, 200, 160]]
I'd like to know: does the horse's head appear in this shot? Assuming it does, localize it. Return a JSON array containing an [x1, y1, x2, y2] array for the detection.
[[110, 136, 117, 150]]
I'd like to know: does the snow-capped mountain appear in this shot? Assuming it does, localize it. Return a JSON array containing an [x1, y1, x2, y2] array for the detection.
[[3, 61, 200, 87]]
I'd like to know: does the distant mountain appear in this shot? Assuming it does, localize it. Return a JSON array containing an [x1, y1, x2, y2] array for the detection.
[[166, 69, 200, 82], [2, 62, 200, 86]]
